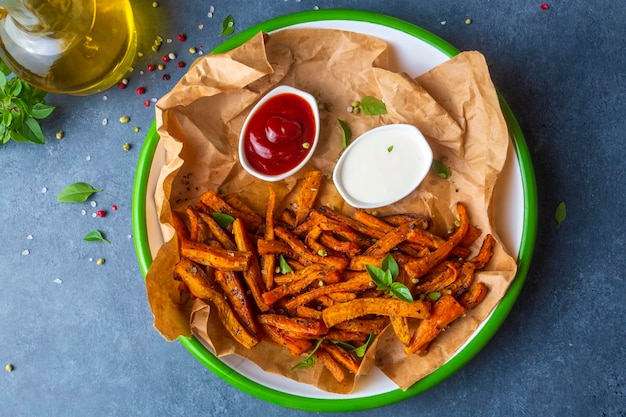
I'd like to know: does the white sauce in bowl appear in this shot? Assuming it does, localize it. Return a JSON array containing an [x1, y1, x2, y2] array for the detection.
[[333, 124, 433, 208]]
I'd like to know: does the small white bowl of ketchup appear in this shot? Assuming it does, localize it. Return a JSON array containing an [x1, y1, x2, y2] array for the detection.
[[239, 85, 320, 182], [333, 124, 433, 209]]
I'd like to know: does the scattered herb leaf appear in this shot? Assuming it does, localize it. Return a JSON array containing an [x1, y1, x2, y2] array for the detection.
[[83, 230, 110, 244], [291, 339, 324, 371], [555, 201, 567, 227], [359, 96, 387, 115], [57, 182, 102, 203], [211, 212, 235, 228], [279, 254, 293, 274], [387, 145, 394, 152], [338, 119, 352, 149], [366, 254, 413, 302], [432, 159, 451, 179], [221, 15, 235, 36], [353, 333, 376, 357]]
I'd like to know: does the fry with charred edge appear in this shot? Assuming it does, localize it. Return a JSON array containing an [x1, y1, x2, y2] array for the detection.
[[405, 294, 466, 355], [173, 259, 259, 349], [470, 234, 496, 269], [319, 232, 361, 257], [317, 206, 386, 240], [261, 186, 277, 291], [459, 224, 483, 248], [413, 262, 460, 294], [322, 298, 431, 329], [444, 261, 476, 298], [322, 343, 360, 374], [232, 218, 270, 312], [390, 316, 411, 346], [334, 317, 389, 334], [171, 211, 190, 241], [197, 211, 237, 250], [404, 202, 469, 279], [180, 239, 251, 271], [296, 305, 323, 319], [223, 194, 261, 220], [363, 219, 426, 257], [261, 323, 312, 356], [257, 314, 328, 339], [295, 170, 323, 226], [198, 189, 263, 232], [256, 239, 296, 257], [314, 349, 345, 382], [275, 226, 349, 271], [283, 272, 376, 311], [262, 264, 339, 306], [381, 213, 431, 229], [214, 270, 259, 336], [459, 282, 488, 309], [323, 330, 368, 343], [185, 207, 202, 242]]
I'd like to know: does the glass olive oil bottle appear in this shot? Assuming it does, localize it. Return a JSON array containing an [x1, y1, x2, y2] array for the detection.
[[0, 0, 136, 95]]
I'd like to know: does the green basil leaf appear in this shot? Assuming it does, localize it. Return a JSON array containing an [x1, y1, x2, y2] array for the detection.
[[365, 264, 389, 289], [57, 182, 103, 203], [353, 332, 376, 357], [9, 129, 29, 142], [381, 253, 399, 280], [555, 201, 566, 227], [83, 230, 111, 244], [432, 159, 451, 179], [0, 72, 6, 89], [359, 96, 387, 115], [279, 254, 293, 274], [221, 15, 235, 36], [31, 103, 55, 119], [390, 282, 414, 303], [211, 212, 235, 228], [291, 339, 323, 371], [338, 119, 352, 149], [23, 117, 45, 144], [0, 59, 12, 76]]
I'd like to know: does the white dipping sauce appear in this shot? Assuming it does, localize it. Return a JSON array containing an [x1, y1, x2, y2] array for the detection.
[[333, 124, 433, 208]]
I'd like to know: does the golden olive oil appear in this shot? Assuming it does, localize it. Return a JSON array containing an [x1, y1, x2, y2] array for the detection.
[[0, 0, 137, 95]]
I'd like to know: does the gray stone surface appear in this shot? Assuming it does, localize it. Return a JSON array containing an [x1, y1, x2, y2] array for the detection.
[[1, 1, 624, 416]]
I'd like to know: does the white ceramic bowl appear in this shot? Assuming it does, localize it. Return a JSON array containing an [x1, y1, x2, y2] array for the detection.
[[333, 124, 433, 209], [238, 85, 320, 182]]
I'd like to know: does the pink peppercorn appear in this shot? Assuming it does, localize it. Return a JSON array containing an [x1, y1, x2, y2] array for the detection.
[[135, 87, 146, 94], [177, 61, 186, 68], [540, 3, 549, 9], [97, 210, 106, 218], [143, 100, 150, 107], [147, 64, 156, 72], [162, 74, 170, 81], [117, 82, 127, 90], [162, 55, 170, 62], [112, 205, 118, 211], [177, 34, 186, 42]]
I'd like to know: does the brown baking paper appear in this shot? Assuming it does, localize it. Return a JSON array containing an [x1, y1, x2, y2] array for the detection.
[[145, 28, 517, 394]]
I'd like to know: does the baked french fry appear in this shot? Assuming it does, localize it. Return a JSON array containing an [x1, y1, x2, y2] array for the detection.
[[275, 226, 349, 271], [470, 234, 496, 269], [258, 314, 328, 339], [171, 211, 190, 241], [458, 282, 488, 309], [381, 213, 431, 229], [283, 272, 376, 311], [321, 343, 360, 374], [232, 218, 270, 312], [322, 298, 431, 328], [363, 219, 426, 257], [334, 317, 389, 335], [404, 202, 469, 279], [314, 349, 345, 382], [181, 239, 251, 271], [261, 323, 312, 356], [214, 270, 259, 336], [262, 264, 339, 306], [261, 186, 277, 291], [295, 170, 323, 226], [413, 261, 460, 294], [390, 315, 411, 346], [444, 261, 476, 298], [173, 258, 259, 349], [405, 294, 466, 355], [197, 211, 237, 250], [198, 189, 263, 232]]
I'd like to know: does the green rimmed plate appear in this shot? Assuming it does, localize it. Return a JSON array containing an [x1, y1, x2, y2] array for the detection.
[[132, 9, 538, 412]]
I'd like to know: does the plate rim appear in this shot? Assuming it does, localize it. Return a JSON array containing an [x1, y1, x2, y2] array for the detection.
[[131, 8, 538, 412]]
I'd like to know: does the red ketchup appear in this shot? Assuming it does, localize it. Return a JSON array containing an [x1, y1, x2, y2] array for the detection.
[[243, 93, 316, 176]]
